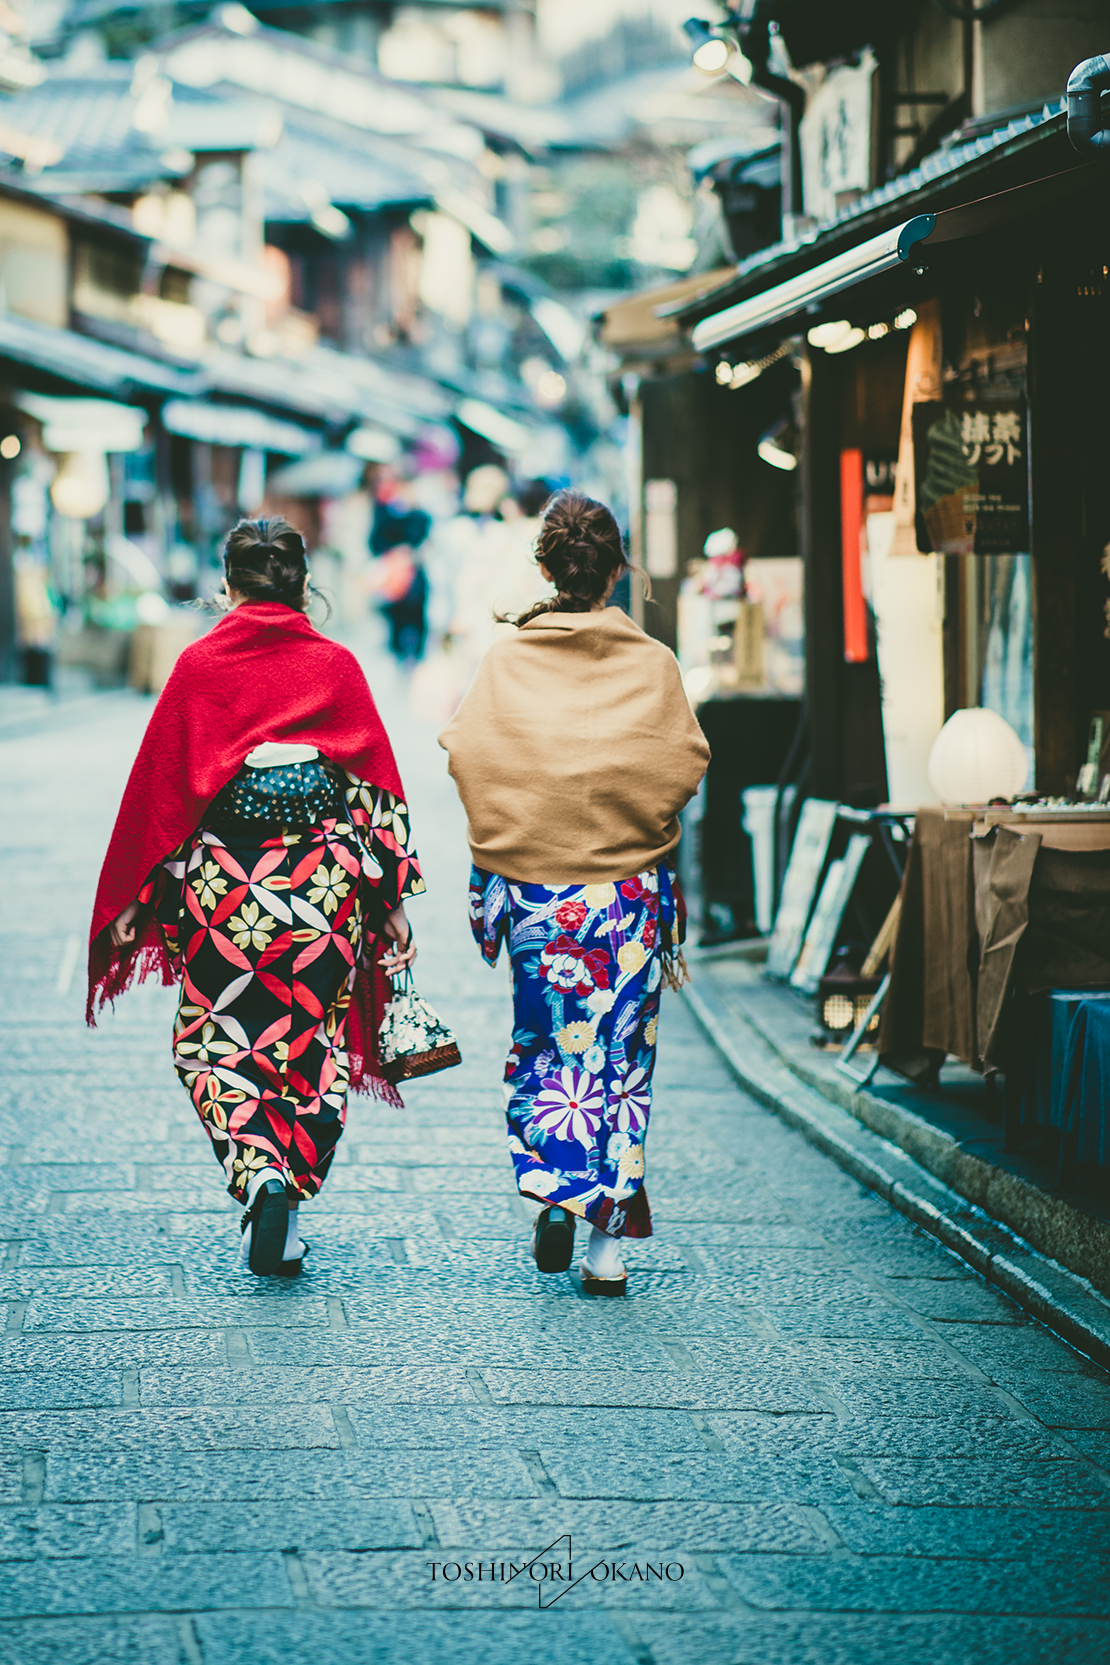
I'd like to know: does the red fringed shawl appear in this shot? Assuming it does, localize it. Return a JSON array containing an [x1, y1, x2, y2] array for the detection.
[[87, 602, 406, 1099]]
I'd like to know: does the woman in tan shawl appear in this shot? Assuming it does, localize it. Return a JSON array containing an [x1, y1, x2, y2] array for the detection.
[[439, 490, 709, 1292]]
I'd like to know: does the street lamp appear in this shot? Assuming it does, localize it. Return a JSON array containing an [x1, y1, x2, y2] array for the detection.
[[682, 7, 803, 231], [683, 18, 731, 74]]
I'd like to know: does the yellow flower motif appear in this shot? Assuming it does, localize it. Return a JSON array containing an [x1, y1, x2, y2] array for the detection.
[[175, 1020, 238, 1064], [618, 1142, 645, 1180], [617, 940, 647, 975], [583, 883, 616, 908], [644, 1015, 659, 1047], [191, 860, 228, 911], [232, 1149, 275, 1190], [226, 900, 277, 951], [556, 1019, 595, 1055], [307, 863, 352, 916]]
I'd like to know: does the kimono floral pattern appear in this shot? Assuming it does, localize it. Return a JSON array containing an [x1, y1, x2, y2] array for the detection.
[[144, 775, 422, 1203], [470, 862, 681, 1238]]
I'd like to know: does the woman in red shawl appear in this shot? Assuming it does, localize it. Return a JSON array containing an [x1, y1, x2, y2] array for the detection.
[[88, 517, 422, 1277]]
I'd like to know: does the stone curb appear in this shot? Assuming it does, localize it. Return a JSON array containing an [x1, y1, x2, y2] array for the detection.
[[683, 974, 1110, 1372]]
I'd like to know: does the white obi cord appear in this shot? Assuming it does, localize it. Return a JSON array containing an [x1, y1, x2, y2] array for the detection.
[[244, 742, 320, 768]]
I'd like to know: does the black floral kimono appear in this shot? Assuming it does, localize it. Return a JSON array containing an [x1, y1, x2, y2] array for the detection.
[[140, 773, 423, 1202]]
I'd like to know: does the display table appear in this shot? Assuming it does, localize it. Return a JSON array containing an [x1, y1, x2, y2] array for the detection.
[[879, 806, 1110, 1080]]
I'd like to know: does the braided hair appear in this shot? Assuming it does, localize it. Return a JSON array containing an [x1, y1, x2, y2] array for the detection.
[[517, 489, 637, 626], [223, 516, 310, 612]]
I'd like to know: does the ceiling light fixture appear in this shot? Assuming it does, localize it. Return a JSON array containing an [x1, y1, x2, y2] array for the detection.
[[757, 417, 798, 472], [824, 326, 866, 354], [807, 319, 853, 350]]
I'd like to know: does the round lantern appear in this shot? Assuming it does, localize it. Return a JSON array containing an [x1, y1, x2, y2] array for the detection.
[[927, 706, 1029, 805], [50, 451, 109, 520]]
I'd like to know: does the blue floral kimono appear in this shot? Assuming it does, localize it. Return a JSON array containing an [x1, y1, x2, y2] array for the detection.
[[469, 863, 685, 1238]]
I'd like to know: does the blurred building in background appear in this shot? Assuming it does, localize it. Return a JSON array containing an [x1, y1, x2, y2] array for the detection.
[[0, 0, 758, 691]]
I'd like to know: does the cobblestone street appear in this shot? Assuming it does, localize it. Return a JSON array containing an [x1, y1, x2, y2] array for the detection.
[[2, 664, 1110, 1665]]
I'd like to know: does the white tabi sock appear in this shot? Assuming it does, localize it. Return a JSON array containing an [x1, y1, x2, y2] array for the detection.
[[283, 1205, 304, 1262], [245, 1166, 287, 1206], [583, 1224, 625, 1280]]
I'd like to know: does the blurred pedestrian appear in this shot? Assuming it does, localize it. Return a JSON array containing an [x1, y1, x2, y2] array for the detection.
[[439, 491, 710, 1293], [487, 478, 556, 627], [370, 472, 432, 668], [88, 517, 423, 1277]]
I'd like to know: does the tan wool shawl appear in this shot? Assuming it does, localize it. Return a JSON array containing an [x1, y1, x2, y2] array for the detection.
[[438, 606, 710, 884]]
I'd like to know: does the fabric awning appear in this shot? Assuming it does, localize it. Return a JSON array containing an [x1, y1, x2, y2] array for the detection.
[[599, 268, 734, 360], [0, 312, 193, 397], [161, 399, 321, 454]]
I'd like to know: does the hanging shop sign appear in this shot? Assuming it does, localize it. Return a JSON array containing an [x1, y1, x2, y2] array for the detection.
[[911, 397, 1029, 555], [799, 50, 877, 225]]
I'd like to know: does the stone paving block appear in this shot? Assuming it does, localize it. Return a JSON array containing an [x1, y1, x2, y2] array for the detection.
[[344, 1405, 513, 1445], [0, 1503, 137, 1560], [0, 1333, 227, 1371], [934, 1324, 1096, 1377], [245, 1324, 676, 1371], [192, 1610, 639, 1665], [1059, 1429, 1110, 1468], [816, 1415, 1071, 1462], [638, 1612, 1110, 1665], [429, 1498, 824, 1554], [540, 1448, 859, 1505], [822, 1502, 1110, 1559], [0, 1453, 26, 1503], [0, 1615, 183, 1665], [0, 1179, 49, 1215], [28, 1164, 136, 1193], [159, 1499, 423, 1553], [0, 1551, 292, 1617], [21, 1295, 330, 1331], [680, 1336, 967, 1378], [361, 1405, 705, 1451], [0, 1370, 123, 1410], [719, 1551, 1110, 1615], [0, 1404, 341, 1452], [0, 1269, 176, 1300], [854, 1456, 1107, 1508], [44, 1446, 539, 1502], [299, 1547, 719, 1610], [893, 1283, 1025, 1323], [1005, 1379, 1110, 1428], [757, 1306, 926, 1339], [820, 1380, 1014, 1420], [479, 1367, 831, 1413], [12, 1233, 195, 1270], [138, 1364, 477, 1407]]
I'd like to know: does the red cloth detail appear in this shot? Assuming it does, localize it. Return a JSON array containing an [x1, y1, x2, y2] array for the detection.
[[87, 602, 406, 1101]]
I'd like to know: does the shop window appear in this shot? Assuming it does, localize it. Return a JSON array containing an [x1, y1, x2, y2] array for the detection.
[[73, 241, 144, 324], [979, 552, 1034, 779], [0, 201, 67, 328]]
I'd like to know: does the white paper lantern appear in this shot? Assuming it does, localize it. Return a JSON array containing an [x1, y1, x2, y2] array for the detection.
[[50, 451, 109, 520], [927, 706, 1029, 805]]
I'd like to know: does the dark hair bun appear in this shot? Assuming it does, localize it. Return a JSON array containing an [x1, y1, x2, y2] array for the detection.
[[522, 489, 626, 623], [224, 516, 308, 611]]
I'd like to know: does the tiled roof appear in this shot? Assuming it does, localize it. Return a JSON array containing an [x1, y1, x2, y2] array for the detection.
[[0, 68, 437, 217], [677, 98, 1069, 323]]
